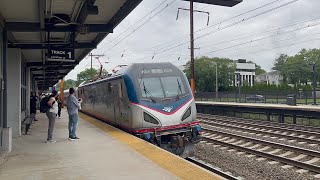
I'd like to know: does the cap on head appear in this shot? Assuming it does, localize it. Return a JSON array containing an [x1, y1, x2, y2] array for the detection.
[[69, 88, 75, 94], [52, 90, 58, 96]]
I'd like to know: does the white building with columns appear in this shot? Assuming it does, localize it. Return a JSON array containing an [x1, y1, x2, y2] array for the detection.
[[234, 59, 255, 86]]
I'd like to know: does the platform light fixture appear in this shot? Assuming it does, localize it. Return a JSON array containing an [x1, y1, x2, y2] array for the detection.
[[182, 0, 243, 97]]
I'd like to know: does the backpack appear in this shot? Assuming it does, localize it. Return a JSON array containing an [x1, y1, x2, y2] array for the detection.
[[40, 96, 50, 113]]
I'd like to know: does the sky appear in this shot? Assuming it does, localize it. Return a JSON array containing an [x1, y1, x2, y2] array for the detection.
[[65, 0, 320, 80]]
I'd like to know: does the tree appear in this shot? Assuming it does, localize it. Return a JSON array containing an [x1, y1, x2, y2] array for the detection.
[[76, 68, 109, 86], [273, 54, 289, 83], [76, 68, 98, 86], [54, 79, 77, 91], [184, 56, 236, 92], [248, 61, 266, 75], [283, 54, 310, 87]]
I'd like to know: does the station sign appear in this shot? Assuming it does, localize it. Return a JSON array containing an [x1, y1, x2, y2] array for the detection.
[[47, 49, 75, 61]]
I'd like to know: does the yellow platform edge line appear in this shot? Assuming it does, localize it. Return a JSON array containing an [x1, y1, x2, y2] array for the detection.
[[79, 113, 221, 180]]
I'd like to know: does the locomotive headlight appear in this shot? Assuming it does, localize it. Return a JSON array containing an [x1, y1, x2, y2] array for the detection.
[[181, 107, 191, 121], [144, 112, 159, 125]]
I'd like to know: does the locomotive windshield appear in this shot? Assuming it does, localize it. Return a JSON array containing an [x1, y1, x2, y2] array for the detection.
[[138, 76, 186, 99]]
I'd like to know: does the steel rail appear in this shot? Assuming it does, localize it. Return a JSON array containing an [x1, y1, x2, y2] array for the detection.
[[202, 127, 320, 158], [198, 113, 320, 132], [200, 119, 320, 145], [199, 114, 320, 138], [186, 157, 241, 180], [201, 130, 320, 173]]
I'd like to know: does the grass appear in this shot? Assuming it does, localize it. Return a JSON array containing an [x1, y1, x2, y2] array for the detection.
[[195, 97, 320, 105], [212, 111, 320, 127]]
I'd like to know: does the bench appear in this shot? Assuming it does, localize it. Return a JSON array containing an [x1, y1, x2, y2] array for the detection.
[[21, 109, 35, 135]]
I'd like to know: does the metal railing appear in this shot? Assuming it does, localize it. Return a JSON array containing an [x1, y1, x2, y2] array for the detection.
[[195, 91, 318, 105]]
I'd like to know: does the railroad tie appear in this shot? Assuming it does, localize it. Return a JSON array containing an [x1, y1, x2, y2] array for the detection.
[[291, 154, 307, 161], [224, 139, 237, 143], [304, 157, 320, 164], [314, 174, 320, 178], [295, 169, 309, 174], [257, 146, 271, 151], [278, 151, 293, 157], [281, 165, 293, 169], [247, 144, 261, 149], [231, 140, 244, 145], [268, 161, 279, 165], [256, 157, 267, 161], [307, 136, 316, 139], [268, 148, 282, 154], [297, 141, 307, 145], [287, 139, 297, 143], [239, 142, 253, 147]]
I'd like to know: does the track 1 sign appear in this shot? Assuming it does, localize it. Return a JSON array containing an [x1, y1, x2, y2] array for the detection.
[[48, 49, 74, 60]]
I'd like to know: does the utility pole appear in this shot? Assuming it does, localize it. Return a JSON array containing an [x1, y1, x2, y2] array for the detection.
[[176, 2, 210, 97], [311, 63, 317, 105], [88, 53, 104, 70], [216, 63, 218, 99], [190, 0, 195, 97]]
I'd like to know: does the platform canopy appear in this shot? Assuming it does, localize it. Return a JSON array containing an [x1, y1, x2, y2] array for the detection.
[[0, 0, 142, 90], [183, 0, 242, 7]]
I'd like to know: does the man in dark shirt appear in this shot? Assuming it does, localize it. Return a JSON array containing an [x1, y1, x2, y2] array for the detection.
[[30, 92, 38, 121]]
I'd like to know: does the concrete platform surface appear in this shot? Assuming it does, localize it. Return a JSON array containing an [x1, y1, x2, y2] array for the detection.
[[0, 109, 178, 180]]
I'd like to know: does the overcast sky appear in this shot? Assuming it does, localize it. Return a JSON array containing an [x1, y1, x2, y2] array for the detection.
[[65, 0, 320, 80]]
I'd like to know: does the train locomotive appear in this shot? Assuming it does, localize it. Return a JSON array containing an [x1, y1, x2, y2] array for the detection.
[[77, 62, 201, 157]]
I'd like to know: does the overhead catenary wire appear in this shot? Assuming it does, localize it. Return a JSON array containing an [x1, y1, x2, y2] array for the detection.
[[202, 22, 320, 55], [146, 0, 286, 51], [127, 15, 320, 56], [100, 0, 177, 55], [96, 0, 171, 52], [196, 16, 320, 48], [156, 0, 300, 55], [201, 31, 320, 57], [133, 0, 300, 62], [236, 37, 320, 57]]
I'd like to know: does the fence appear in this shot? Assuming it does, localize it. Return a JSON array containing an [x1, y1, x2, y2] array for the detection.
[[195, 90, 319, 105]]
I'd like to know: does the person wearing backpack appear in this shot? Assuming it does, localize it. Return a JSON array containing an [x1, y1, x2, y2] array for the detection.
[[46, 90, 59, 143]]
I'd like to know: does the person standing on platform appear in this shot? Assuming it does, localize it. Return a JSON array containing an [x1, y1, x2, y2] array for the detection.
[[46, 90, 59, 143], [30, 92, 38, 121], [56, 95, 62, 119], [66, 88, 81, 140]]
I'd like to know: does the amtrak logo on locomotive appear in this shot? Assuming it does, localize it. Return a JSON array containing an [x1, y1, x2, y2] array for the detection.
[[162, 106, 173, 112]]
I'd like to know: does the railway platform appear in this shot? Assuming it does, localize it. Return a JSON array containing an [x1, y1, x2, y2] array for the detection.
[[0, 109, 219, 180]]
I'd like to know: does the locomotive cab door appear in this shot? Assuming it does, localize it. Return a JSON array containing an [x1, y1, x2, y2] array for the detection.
[[111, 80, 120, 125], [112, 79, 130, 128]]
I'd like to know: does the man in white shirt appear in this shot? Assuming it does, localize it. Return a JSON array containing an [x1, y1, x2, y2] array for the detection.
[[46, 90, 59, 143]]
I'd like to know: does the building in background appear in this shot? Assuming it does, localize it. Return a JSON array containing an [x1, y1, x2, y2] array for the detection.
[[255, 71, 283, 86], [234, 59, 256, 87]]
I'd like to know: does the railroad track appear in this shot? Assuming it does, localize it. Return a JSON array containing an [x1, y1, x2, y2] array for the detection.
[[201, 127, 320, 174], [198, 114, 320, 145], [198, 113, 320, 133], [200, 119, 320, 145], [186, 157, 242, 180]]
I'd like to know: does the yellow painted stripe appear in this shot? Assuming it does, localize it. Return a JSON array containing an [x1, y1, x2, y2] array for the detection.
[[79, 113, 221, 180]]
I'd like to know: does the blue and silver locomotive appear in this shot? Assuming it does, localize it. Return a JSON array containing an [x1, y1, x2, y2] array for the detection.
[[77, 62, 201, 157]]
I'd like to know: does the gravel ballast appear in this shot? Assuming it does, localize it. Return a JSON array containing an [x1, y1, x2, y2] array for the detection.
[[194, 142, 318, 180]]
